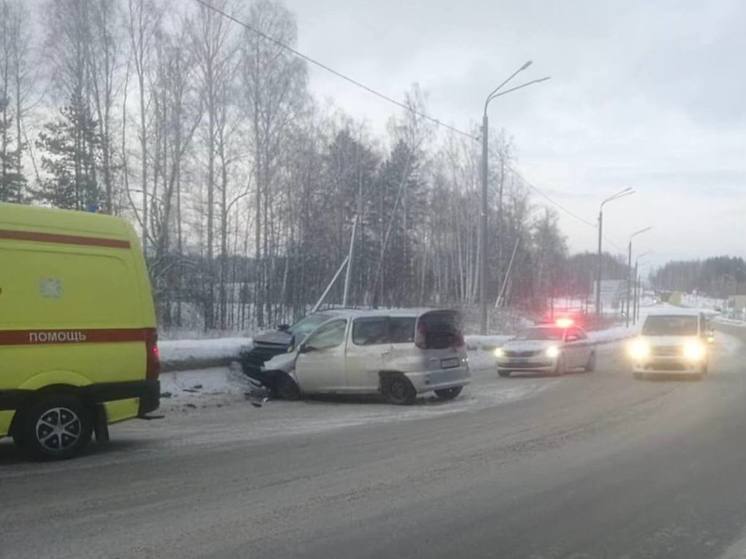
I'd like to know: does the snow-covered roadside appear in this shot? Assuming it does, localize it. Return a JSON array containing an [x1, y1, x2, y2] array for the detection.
[[159, 338, 251, 371], [158, 365, 253, 411], [464, 335, 512, 350], [588, 325, 637, 344], [713, 316, 746, 327]]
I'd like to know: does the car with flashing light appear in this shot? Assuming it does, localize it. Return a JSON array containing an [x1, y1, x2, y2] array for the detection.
[[494, 319, 596, 377], [627, 311, 713, 378], [258, 308, 470, 404]]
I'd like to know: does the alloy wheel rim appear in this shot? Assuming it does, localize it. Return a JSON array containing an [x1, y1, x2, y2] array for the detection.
[[35, 407, 82, 453]]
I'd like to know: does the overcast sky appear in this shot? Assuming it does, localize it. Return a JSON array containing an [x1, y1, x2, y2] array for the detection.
[[281, 0, 745, 270]]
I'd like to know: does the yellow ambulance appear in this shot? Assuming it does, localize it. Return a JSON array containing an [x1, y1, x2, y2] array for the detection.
[[0, 203, 160, 459]]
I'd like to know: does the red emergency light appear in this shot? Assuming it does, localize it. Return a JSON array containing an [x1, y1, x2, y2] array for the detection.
[[555, 317, 575, 329]]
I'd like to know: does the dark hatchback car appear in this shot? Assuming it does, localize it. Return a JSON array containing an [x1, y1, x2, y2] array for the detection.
[[239, 311, 343, 393]]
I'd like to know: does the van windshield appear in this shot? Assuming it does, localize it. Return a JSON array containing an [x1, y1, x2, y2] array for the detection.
[[288, 313, 334, 342], [416, 311, 463, 349], [642, 315, 699, 336]]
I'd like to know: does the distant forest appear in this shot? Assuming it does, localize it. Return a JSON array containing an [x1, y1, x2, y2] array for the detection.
[[651, 256, 746, 297]]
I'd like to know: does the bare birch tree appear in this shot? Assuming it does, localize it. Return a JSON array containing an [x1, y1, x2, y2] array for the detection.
[[239, 0, 307, 327]]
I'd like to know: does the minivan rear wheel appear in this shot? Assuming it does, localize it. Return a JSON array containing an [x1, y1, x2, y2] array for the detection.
[[17, 395, 93, 460], [434, 386, 463, 401], [382, 375, 416, 405]]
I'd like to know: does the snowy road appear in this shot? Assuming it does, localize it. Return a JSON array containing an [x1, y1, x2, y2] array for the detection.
[[3, 330, 746, 558]]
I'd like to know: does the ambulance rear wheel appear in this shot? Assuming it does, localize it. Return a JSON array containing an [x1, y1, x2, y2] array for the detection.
[[17, 395, 93, 460]]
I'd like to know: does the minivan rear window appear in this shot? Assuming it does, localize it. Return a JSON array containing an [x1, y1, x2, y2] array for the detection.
[[416, 311, 463, 349]]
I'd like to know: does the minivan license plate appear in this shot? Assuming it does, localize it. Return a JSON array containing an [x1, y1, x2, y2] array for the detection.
[[441, 357, 460, 369]]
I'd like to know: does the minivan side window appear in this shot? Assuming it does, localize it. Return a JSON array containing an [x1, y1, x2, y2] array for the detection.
[[352, 317, 388, 346], [389, 317, 416, 344], [305, 319, 347, 351]]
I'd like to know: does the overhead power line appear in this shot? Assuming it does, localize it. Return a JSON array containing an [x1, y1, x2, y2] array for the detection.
[[503, 161, 626, 251], [193, 0, 478, 141], [507, 164, 598, 229]]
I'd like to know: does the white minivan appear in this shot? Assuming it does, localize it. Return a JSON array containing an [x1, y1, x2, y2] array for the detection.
[[260, 309, 470, 405], [628, 311, 713, 377]]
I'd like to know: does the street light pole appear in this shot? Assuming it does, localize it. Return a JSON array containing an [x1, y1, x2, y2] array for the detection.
[[595, 188, 635, 317], [479, 63, 550, 334], [625, 226, 652, 327], [596, 209, 603, 317], [480, 112, 489, 334], [633, 260, 639, 324], [626, 239, 632, 325], [633, 252, 652, 325]]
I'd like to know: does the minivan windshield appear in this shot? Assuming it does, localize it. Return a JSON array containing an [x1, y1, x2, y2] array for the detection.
[[288, 313, 334, 342], [515, 327, 564, 341], [642, 315, 699, 336]]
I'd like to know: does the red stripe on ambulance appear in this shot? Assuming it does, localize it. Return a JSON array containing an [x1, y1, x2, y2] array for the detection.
[[0, 328, 149, 346], [0, 229, 131, 249]]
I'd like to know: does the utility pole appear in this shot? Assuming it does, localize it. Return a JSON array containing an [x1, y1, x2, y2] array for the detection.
[[312, 256, 350, 314], [495, 237, 520, 308], [342, 215, 358, 308]]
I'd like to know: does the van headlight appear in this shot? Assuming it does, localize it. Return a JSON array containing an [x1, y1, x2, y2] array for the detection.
[[683, 341, 706, 361], [494, 347, 505, 358], [545, 346, 560, 359], [628, 339, 650, 360]]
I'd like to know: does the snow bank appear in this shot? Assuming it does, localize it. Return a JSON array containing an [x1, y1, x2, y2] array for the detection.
[[159, 338, 251, 372], [714, 316, 746, 327], [588, 325, 637, 343], [464, 335, 512, 351], [680, 293, 726, 311]]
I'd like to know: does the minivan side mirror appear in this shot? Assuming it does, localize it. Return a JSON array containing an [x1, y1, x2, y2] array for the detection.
[[298, 344, 315, 354], [278, 324, 290, 332]]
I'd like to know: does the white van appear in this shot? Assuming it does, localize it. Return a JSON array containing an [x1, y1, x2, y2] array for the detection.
[[627, 311, 713, 377], [260, 309, 470, 404]]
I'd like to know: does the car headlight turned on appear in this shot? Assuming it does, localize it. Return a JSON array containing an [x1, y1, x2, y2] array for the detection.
[[545, 346, 560, 359], [683, 341, 706, 361], [627, 338, 650, 361], [494, 347, 505, 358]]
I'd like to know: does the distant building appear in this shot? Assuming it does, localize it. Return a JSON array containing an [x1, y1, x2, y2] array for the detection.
[[727, 294, 746, 315]]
